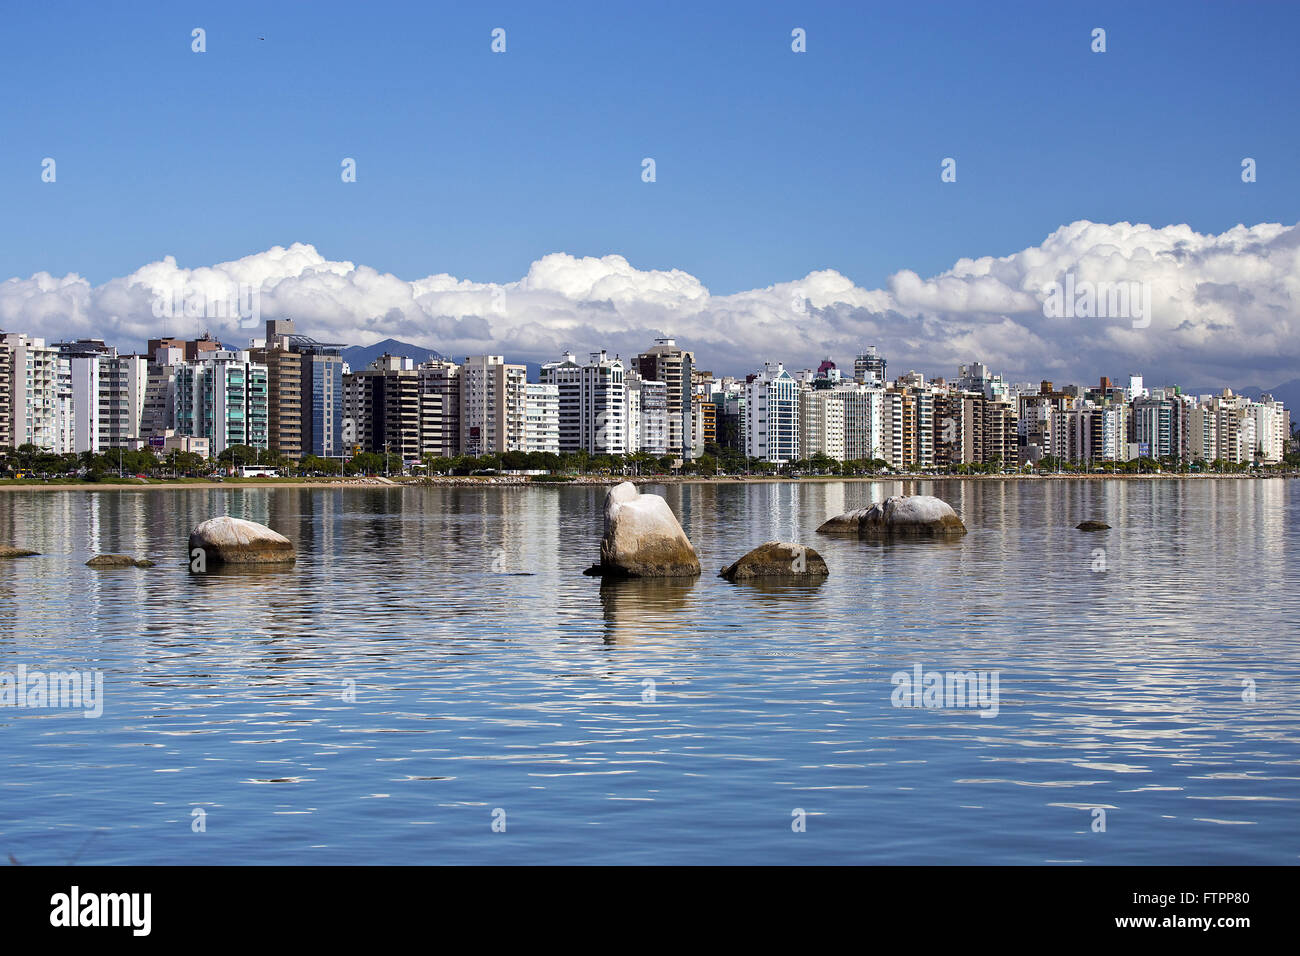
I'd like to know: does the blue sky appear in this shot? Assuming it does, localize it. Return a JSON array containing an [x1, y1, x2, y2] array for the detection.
[[2, 0, 1296, 293]]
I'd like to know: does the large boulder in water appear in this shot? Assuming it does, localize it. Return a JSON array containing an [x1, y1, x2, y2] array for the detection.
[[0, 546, 39, 559], [589, 482, 700, 578], [188, 516, 295, 566], [719, 541, 829, 581], [817, 494, 966, 537]]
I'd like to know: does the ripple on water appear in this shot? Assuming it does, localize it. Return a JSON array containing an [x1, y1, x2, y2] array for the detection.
[[0, 480, 1297, 864]]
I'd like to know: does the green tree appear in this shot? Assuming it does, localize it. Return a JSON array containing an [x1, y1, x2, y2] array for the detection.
[[217, 444, 260, 467]]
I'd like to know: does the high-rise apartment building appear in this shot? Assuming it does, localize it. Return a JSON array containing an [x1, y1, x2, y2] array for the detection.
[[1131, 391, 1183, 460], [1050, 404, 1125, 463], [57, 339, 148, 453], [524, 382, 560, 454], [744, 362, 799, 464], [854, 346, 887, 385], [634, 374, 670, 455], [258, 336, 303, 459], [799, 388, 846, 461], [840, 384, 885, 462], [458, 354, 527, 455], [141, 341, 186, 440], [882, 385, 934, 469], [342, 354, 422, 461], [1017, 382, 1075, 464], [175, 349, 269, 456], [1, 332, 60, 451], [635, 337, 694, 460], [0, 337, 11, 449], [301, 347, 345, 460], [418, 360, 461, 458], [540, 350, 627, 454], [715, 387, 747, 454], [250, 320, 346, 461]]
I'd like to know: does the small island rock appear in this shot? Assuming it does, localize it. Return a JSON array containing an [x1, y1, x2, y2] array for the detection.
[[719, 542, 829, 581], [1076, 520, 1111, 531], [817, 495, 967, 537], [188, 516, 295, 566], [86, 554, 154, 568]]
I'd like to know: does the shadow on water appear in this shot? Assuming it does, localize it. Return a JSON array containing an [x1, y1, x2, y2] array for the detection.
[[835, 533, 968, 552]]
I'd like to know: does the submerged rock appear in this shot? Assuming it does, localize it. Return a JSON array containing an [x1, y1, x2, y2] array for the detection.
[[719, 541, 829, 581], [0, 546, 39, 558], [588, 482, 700, 578], [188, 516, 295, 566], [86, 554, 154, 568], [817, 495, 967, 537], [1076, 520, 1111, 531]]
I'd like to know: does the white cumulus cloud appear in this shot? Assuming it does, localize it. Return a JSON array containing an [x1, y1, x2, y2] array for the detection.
[[2, 220, 1297, 388]]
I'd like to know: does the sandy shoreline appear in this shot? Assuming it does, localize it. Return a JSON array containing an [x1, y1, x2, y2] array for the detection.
[[0, 473, 1293, 492]]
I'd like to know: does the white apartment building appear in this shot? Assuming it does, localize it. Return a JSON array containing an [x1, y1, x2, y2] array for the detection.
[[52, 352, 74, 454], [840, 384, 886, 462], [69, 353, 101, 452], [1, 332, 60, 451], [799, 388, 846, 461], [1245, 395, 1289, 463], [59, 342, 150, 453], [625, 372, 642, 454], [524, 382, 560, 454], [540, 350, 627, 455], [1188, 390, 1289, 464], [880, 390, 905, 466], [744, 362, 799, 464], [637, 376, 669, 456], [540, 352, 582, 452], [459, 354, 527, 455]]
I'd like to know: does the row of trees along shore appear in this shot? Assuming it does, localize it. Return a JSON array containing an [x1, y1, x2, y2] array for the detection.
[[4, 439, 1300, 480]]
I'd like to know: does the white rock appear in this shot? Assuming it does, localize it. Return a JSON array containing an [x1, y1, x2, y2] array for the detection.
[[188, 516, 295, 565], [817, 494, 967, 536], [594, 482, 701, 577]]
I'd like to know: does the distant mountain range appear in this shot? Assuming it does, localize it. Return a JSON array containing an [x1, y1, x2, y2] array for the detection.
[[1186, 378, 1300, 409], [342, 338, 445, 369], [342, 339, 542, 377]]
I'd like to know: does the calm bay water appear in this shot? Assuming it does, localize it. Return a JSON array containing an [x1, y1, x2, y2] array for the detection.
[[0, 479, 1297, 865]]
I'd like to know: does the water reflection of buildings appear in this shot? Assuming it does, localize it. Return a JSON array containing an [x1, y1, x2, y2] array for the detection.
[[4, 479, 1293, 662], [598, 576, 698, 645]]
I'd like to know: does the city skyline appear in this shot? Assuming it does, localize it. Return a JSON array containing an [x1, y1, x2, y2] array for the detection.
[[4, 319, 1288, 472]]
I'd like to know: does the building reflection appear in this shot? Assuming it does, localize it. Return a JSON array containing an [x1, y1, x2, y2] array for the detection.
[[598, 576, 698, 645]]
